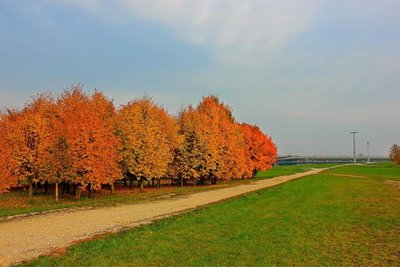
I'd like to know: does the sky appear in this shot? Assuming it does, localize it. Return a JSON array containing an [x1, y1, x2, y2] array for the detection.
[[0, 0, 399, 156]]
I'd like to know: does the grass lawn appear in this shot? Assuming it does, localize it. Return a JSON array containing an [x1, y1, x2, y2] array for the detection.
[[22, 163, 400, 266], [0, 164, 326, 218], [254, 163, 340, 179], [325, 162, 400, 180]]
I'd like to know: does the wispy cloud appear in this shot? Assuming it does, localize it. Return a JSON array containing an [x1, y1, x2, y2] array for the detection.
[[50, 0, 322, 64], [3, 0, 399, 155]]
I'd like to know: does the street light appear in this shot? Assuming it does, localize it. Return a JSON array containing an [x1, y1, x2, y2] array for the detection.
[[350, 131, 358, 163]]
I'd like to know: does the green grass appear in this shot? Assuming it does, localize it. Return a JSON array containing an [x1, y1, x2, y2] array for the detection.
[[0, 164, 326, 218], [23, 163, 400, 266], [254, 163, 339, 179], [325, 162, 400, 180]]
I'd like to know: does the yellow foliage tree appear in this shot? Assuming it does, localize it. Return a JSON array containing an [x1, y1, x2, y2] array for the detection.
[[118, 97, 180, 191], [196, 95, 246, 183], [171, 106, 209, 186]]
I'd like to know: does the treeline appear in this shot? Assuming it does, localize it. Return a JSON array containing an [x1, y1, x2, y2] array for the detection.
[[389, 144, 400, 165], [0, 86, 277, 199]]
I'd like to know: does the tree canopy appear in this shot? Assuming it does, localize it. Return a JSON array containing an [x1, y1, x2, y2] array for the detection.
[[389, 144, 400, 165], [0, 87, 277, 197]]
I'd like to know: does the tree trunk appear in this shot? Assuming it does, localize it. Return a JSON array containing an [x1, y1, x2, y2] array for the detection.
[[111, 183, 115, 194], [171, 178, 174, 186], [124, 178, 127, 187], [55, 182, 59, 201], [130, 178, 133, 189], [180, 178, 184, 188], [34, 182, 40, 195], [44, 181, 48, 194], [193, 179, 196, 186], [28, 183, 33, 198], [152, 178, 155, 187], [88, 183, 92, 198], [75, 186, 81, 200], [157, 178, 160, 189], [147, 179, 150, 187], [61, 182, 66, 198], [211, 177, 217, 185], [139, 178, 144, 192]]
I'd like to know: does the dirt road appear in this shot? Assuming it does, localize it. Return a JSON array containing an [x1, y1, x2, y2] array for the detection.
[[0, 168, 324, 266]]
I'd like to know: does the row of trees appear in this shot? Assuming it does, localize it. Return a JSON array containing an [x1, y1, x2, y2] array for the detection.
[[0, 86, 277, 199], [389, 144, 400, 165]]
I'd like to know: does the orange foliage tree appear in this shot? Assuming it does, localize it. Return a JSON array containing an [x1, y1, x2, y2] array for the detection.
[[58, 86, 121, 199], [0, 95, 59, 196], [240, 123, 277, 178], [117, 97, 180, 191], [196, 95, 247, 183], [0, 88, 277, 196], [0, 110, 20, 193]]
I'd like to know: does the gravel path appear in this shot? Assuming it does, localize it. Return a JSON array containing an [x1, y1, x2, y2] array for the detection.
[[0, 169, 324, 266]]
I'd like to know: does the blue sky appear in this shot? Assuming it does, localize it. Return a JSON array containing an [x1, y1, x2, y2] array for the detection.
[[1, 0, 399, 156]]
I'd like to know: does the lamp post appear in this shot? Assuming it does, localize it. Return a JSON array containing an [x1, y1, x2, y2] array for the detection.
[[350, 131, 358, 163], [366, 141, 370, 163]]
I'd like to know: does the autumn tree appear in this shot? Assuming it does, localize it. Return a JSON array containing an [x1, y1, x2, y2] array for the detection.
[[58, 86, 121, 199], [0, 88, 278, 197], [0, 110, 20, 193], [240, 123, 277, 178], [118, 97, 180, 192], [196, 95, 246, 183], [0, 95, 60, 196], [389, 144, 400, 165], [27, 95, 61, 196], [171, 106, 208, 186], [0, 121, 13, 192]]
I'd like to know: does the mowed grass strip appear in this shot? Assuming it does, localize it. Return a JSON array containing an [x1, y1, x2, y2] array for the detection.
[[253, 163, 338, 179], [0, 164, 330, 218], [23, 164, 400, 266], [325, 162, 400, 180]]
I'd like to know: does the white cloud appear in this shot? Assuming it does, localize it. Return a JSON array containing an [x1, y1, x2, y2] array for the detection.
[[51, 0, 321, 64]]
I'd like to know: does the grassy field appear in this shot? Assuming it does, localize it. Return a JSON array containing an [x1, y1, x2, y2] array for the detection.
[[0, 164, 327, 218], [22, 163, 400, 266], [254, 163, 339, 179]]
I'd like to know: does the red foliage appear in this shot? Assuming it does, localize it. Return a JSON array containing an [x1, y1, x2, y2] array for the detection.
[[241, 123, 277, 178]]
